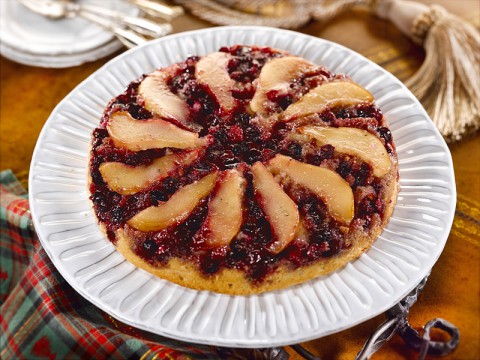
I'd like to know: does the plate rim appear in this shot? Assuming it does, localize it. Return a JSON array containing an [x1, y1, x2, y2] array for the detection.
[[29, 25, 457, 348]]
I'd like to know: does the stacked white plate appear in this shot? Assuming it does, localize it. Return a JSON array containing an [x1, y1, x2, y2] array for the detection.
[[0, 0, 138, 68]]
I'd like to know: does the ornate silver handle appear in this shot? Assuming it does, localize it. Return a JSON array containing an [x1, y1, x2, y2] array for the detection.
[[356, 273, 460, 360]]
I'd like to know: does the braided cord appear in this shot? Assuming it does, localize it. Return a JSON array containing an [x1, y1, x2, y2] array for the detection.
[[175, 0, 377, 29], [176, 0, 315, 29], [311, 0, 372, 23]]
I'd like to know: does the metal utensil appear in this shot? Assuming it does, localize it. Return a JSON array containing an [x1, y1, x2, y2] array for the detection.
[[71, 2, 172, 38], [17, 0, 171, 48], [356, 273, 460, 360], [128, 0, 184, 21]]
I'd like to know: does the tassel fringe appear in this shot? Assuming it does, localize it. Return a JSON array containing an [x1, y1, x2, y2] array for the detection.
[[406, 5, 480, 141]]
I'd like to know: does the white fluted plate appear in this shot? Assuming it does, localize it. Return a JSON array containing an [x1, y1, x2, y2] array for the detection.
[[29, 26, 456, 348]]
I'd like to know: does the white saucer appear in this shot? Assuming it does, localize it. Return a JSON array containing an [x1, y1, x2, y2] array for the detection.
[[1, 37, 123, 68], [0, 0, 137, 67]]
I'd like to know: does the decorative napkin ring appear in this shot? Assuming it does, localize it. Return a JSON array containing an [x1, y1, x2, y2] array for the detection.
[[177, 0, 480, 141]]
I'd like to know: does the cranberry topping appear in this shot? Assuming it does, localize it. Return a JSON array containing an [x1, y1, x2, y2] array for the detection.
[[89, 45, 393, 283]]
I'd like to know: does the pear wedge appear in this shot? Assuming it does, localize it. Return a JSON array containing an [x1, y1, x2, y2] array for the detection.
[[195, 52, 236, 112], [282, 81, 374, 120], [202, 169, 245, 248], [268, 155, 354, 224], [99, 150, 199, 195], [138, 69, 190, 123], [107, 111, 206, 151], [128, 171, 218, 232], [299, 126, 391, 177], [250, 56, 313, 114], [252, 162, 300, 254]]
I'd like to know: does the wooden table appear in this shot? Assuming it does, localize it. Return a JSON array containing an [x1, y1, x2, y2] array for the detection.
[[1, 1, 479, 359]]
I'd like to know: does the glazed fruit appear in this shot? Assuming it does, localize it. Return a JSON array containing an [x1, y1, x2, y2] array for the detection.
[[99, 150, 198, 195], [250, 56, 313, 114], [107, 111, 207, 151], [298, 126, 391, 177], [128, 171, 217, 232], [281, 81, 374, 120], [251, 161, 300, 254], [89, 45, 399, 295], [138, 68, 190, 125], [200, 169, 245, 248], [195, 52, 237, 113], [267, 154, 354, 224]]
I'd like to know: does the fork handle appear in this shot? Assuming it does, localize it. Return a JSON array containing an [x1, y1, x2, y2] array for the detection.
[[128, 0, 184, 21], [78, 11, 147, 48], [78, 3, 171, 38]]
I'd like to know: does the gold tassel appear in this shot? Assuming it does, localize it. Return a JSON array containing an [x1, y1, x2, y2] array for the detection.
[[177, 0, 480, 141], [409, 6, 480, 141], [373, 0, 480, 141]]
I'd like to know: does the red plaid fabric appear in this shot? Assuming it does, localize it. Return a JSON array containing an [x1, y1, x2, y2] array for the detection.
[[0, 170, 222, 359]]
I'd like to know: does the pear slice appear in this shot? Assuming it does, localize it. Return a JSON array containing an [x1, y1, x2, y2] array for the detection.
[[268, 155, 354, 224], [138, 69, 190, 124], [201, 169, 245, 248], [251, 162, 299, 254], [250, 56, 313, 114], [107, 111, 206, 151], [299, 126, 391, 177], [195, 52, 236, 113], [281, 81, 374, 120], [128, 171, 218, 232], [99, 150, 199, 195]]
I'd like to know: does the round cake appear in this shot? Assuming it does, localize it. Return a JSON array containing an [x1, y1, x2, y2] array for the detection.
[[88, 45, 399, 295]]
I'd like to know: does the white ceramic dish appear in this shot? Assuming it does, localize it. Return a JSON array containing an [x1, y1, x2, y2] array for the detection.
[[0, 39, 122, 68], [0, 0, 135, 67], [29, 26, 456, 348]]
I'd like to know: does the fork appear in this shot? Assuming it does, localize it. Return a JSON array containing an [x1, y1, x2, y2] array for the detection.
[[17, 0, 173, 48], [71, 2, 173, 37]]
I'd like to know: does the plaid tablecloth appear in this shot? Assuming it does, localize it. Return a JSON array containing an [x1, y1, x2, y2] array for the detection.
[[0, 170, 227, 359]]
